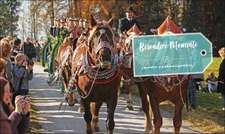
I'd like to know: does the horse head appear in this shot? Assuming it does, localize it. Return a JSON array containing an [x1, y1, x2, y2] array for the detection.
[[88, 16, 115, 69]]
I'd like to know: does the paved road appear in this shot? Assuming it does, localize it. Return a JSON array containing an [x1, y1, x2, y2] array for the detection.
[[29, 65, 200, 134]]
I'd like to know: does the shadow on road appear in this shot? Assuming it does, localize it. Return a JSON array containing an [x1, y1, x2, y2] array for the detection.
[[29, 65, 200, 134]]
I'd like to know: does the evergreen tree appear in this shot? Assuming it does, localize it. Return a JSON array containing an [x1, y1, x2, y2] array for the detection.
[[0, 0, 20, 37]]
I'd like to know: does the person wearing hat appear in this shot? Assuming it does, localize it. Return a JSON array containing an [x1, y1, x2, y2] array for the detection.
[[118, 7, 141, 111], [50, 18, 60, 37], [118, 7, 141, 37], [68, 18, 80, 50], [59, 18, 69, 39]]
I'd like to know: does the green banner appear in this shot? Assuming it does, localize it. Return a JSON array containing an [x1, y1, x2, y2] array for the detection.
[[132, 33, 213, 77]]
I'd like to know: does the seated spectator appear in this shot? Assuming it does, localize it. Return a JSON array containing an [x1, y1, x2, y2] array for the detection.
[[206, 72, 218, 93], [0, 77, 30, 134], [192, 73, 204, 91], [12, 53, 33, 98]]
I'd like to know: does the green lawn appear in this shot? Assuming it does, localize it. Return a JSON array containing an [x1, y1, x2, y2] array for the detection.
[[160, 91, 224, 133], [185, 91, 224, 133], [203, 57, 222, 79]]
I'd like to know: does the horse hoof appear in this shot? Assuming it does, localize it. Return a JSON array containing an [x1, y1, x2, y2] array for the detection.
[[78, 107, 84, 113], [126, 105, 134, 111], [145, 128, 153, 134], [75, 98, 78, 103], [108, 130, 113, 134], [86, 130, 93, 134], [93, 127, 100, 132]]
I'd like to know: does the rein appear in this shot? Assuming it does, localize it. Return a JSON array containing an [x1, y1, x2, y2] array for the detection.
[[79, 65, 100, 99]]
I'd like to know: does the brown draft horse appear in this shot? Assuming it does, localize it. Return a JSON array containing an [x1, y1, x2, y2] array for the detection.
[[119, 26, 189, 133], [55, 37, 77, 106], [69, 16, 121, 134], [142, 30, 189, 134], [143, 76, 189, 134]]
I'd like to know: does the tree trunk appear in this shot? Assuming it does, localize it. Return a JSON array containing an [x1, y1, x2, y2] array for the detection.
[[50, 0, 54, 26]]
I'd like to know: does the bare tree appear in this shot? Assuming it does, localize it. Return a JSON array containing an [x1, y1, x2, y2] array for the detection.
[[28, 0, 69, 40]]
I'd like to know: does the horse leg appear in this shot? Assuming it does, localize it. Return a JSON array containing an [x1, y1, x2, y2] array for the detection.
[[173, 102, 183, 134], [136, 83, 152, 133], [106, 100, 117, 134], [149, 94, 162, 134], [78, 99, 85, 113], [83, 99, 92, 134], [91, 101, 103, 132], [124, 80, 133, 110]]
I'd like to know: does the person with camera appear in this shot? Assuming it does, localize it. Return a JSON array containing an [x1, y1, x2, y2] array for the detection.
[[0, 77, 30, 134], [11, 53, 33, 100]]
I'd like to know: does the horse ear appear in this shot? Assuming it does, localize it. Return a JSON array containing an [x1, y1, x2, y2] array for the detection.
[[90, 15, 97, 28], [107, 17, 113, 27]]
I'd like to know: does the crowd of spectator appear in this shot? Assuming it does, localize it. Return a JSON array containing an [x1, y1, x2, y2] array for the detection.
[[0, 36, 40, 134]]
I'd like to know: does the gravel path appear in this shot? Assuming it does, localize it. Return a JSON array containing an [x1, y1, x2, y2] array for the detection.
[[29, 65, 200, 134]]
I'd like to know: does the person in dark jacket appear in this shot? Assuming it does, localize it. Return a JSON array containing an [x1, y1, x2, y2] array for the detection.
[[0, 77, 30, 134], [217, 47, 225, 110], [118, 7, 140, 36], [118, 7, 141, 110], [22, 37, 36, 64], [50, 19, 60, 38], [12, 53, 33, 97]]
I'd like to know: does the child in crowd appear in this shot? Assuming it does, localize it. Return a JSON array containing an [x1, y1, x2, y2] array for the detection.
[[206, 72, 218, 93], [12, 53, 33, 98], [11, 38, 22, 63]]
